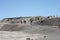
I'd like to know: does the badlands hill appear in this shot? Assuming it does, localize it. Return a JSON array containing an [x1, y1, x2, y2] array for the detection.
[[0, 16, 60, 40], [0, 16, 60, 31]]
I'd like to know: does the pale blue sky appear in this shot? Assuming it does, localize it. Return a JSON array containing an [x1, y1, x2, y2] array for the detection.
[[0, 0, 60, 19]]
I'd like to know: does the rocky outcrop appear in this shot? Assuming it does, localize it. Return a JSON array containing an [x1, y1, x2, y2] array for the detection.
[[1, 17, 31, 23], [35, 17, 60, 26]]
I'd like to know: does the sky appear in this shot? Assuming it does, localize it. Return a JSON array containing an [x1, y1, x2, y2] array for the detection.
[[0, 0, 60, 19]]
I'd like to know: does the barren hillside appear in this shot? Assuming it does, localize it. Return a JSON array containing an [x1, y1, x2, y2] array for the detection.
[[0, 16, 60, 40]]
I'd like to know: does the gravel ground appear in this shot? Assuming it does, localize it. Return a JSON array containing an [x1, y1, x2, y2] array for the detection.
[[0, 31, 46, 40]]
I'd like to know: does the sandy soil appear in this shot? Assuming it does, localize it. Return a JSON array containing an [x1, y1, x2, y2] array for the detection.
[[0, 31, 46, 40]]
